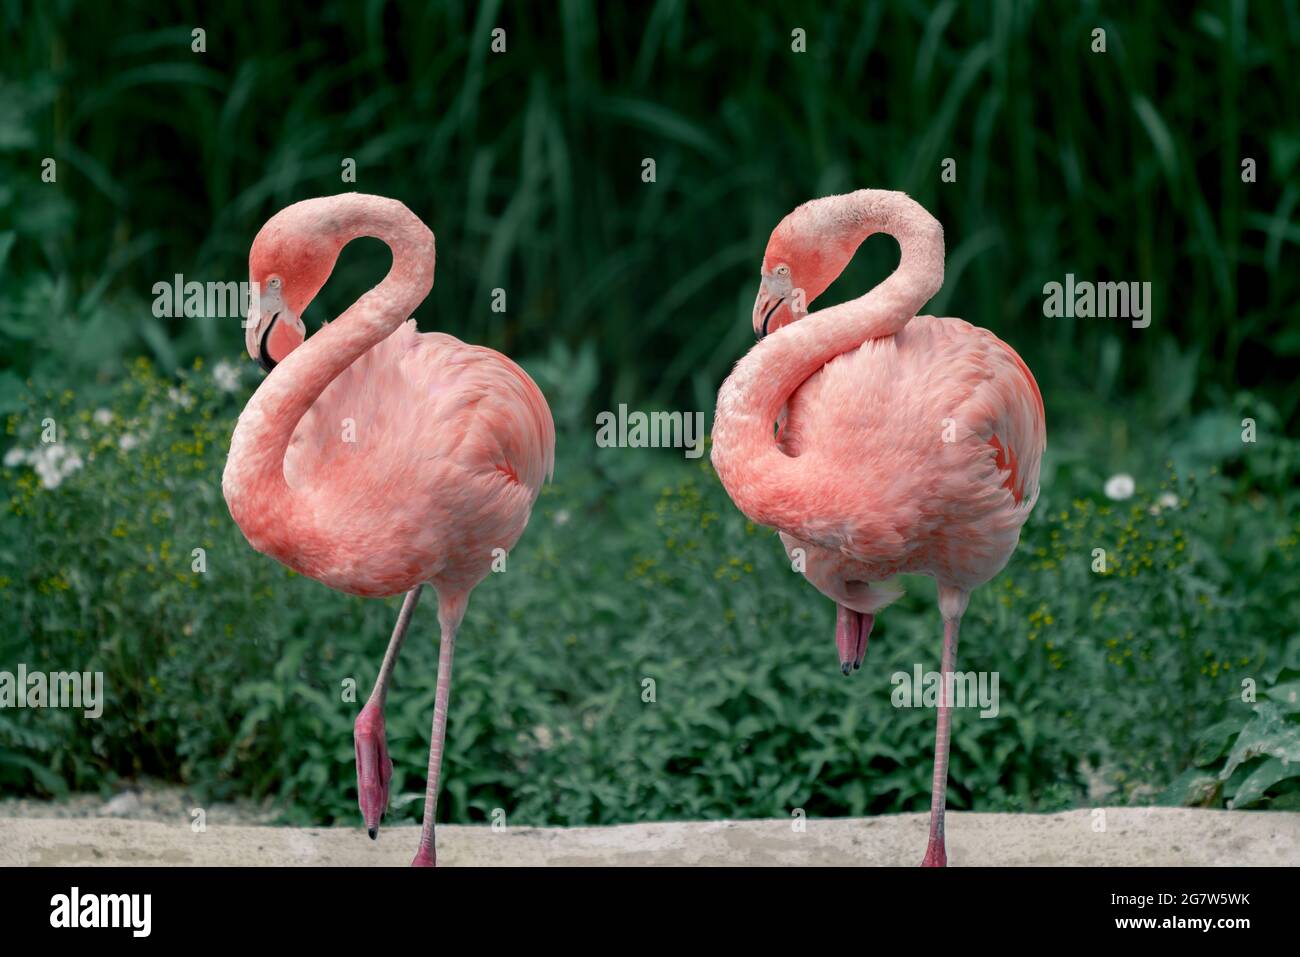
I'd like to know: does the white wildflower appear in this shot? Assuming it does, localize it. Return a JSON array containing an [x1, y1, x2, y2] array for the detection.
[[119, 434, 141, 451], [93, 408, 113, 426], [3, 447, 26, 468], [1158, 492, 1179, 510], [168, 387, 195, 409], [213, 360, 241, 393], [27, 443, 84, 490], [1104, 474, 1135, 501]]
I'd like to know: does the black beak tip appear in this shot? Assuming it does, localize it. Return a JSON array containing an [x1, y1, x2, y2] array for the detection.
[[367, 825, 378, 840], [256, 311, 280, 373], [759, 296, 784, 340], [841, 662, 852, 677]]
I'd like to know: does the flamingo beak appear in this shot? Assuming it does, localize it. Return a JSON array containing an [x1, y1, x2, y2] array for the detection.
[[245, 285, 272, 367], [245, 284, 302, 373], [753, 286, 787, 340], [835, 605, 874, 676]]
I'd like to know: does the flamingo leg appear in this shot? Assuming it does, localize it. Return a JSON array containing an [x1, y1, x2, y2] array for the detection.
[[921, 615, 960, 867], [411, 595, 466, 867], [354, 584, 423, 839]]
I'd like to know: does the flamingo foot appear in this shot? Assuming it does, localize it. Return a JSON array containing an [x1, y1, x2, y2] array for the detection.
[[835, 606, 874, 675], [353, 702, 392, 839], [411, 845, 436, 867], [921, 840, 947, 867]]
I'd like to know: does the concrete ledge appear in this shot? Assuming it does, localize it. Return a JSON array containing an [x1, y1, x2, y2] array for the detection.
[[3, 808, 1297, 866]]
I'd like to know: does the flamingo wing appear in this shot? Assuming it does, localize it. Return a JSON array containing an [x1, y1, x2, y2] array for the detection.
[[399, 328, 556, 496], [971, 327, 1045, 511], [774, 316, 1045, 581], [285, 322, 554, 498]]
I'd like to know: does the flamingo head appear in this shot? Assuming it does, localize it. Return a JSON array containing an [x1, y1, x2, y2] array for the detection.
[[753, 195, 872, 339], [245, 201, 347, 372], [243, 274, 305, 373]]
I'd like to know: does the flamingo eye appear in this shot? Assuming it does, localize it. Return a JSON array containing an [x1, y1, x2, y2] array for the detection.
[[267, 276, 282, 290], [775, 264, 790, 278]]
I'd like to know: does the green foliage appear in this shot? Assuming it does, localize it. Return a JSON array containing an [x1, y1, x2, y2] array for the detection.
[[1161, 669, 1300, 811], [1, 1, 1297, 443], [1, 0, 1296, 826], [2, 359, 1295, 823]]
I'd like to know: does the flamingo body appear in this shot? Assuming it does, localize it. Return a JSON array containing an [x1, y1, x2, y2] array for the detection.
[[711, 189, 1046, 865], [253, 322, 553, 597], [223, 193, 554, 866], [776, 313, 1043, 609]]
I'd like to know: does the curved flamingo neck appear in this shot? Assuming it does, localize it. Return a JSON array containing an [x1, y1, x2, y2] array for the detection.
[[711, 190, 944, 539], [224, 196, 435, 566]]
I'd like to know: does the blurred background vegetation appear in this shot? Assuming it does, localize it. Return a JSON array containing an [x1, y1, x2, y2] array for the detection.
[[1, 1, 1298, 826]]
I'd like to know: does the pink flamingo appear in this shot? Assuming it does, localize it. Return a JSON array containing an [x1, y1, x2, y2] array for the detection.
[[711, 190, 1045, 867], [223, 193, 555, 867]]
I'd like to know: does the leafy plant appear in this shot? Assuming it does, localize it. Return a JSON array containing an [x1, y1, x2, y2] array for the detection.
[[2, 1, 1297, 827], [1162, 668, 1300, 810], [2, 359, 1294, 824]]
